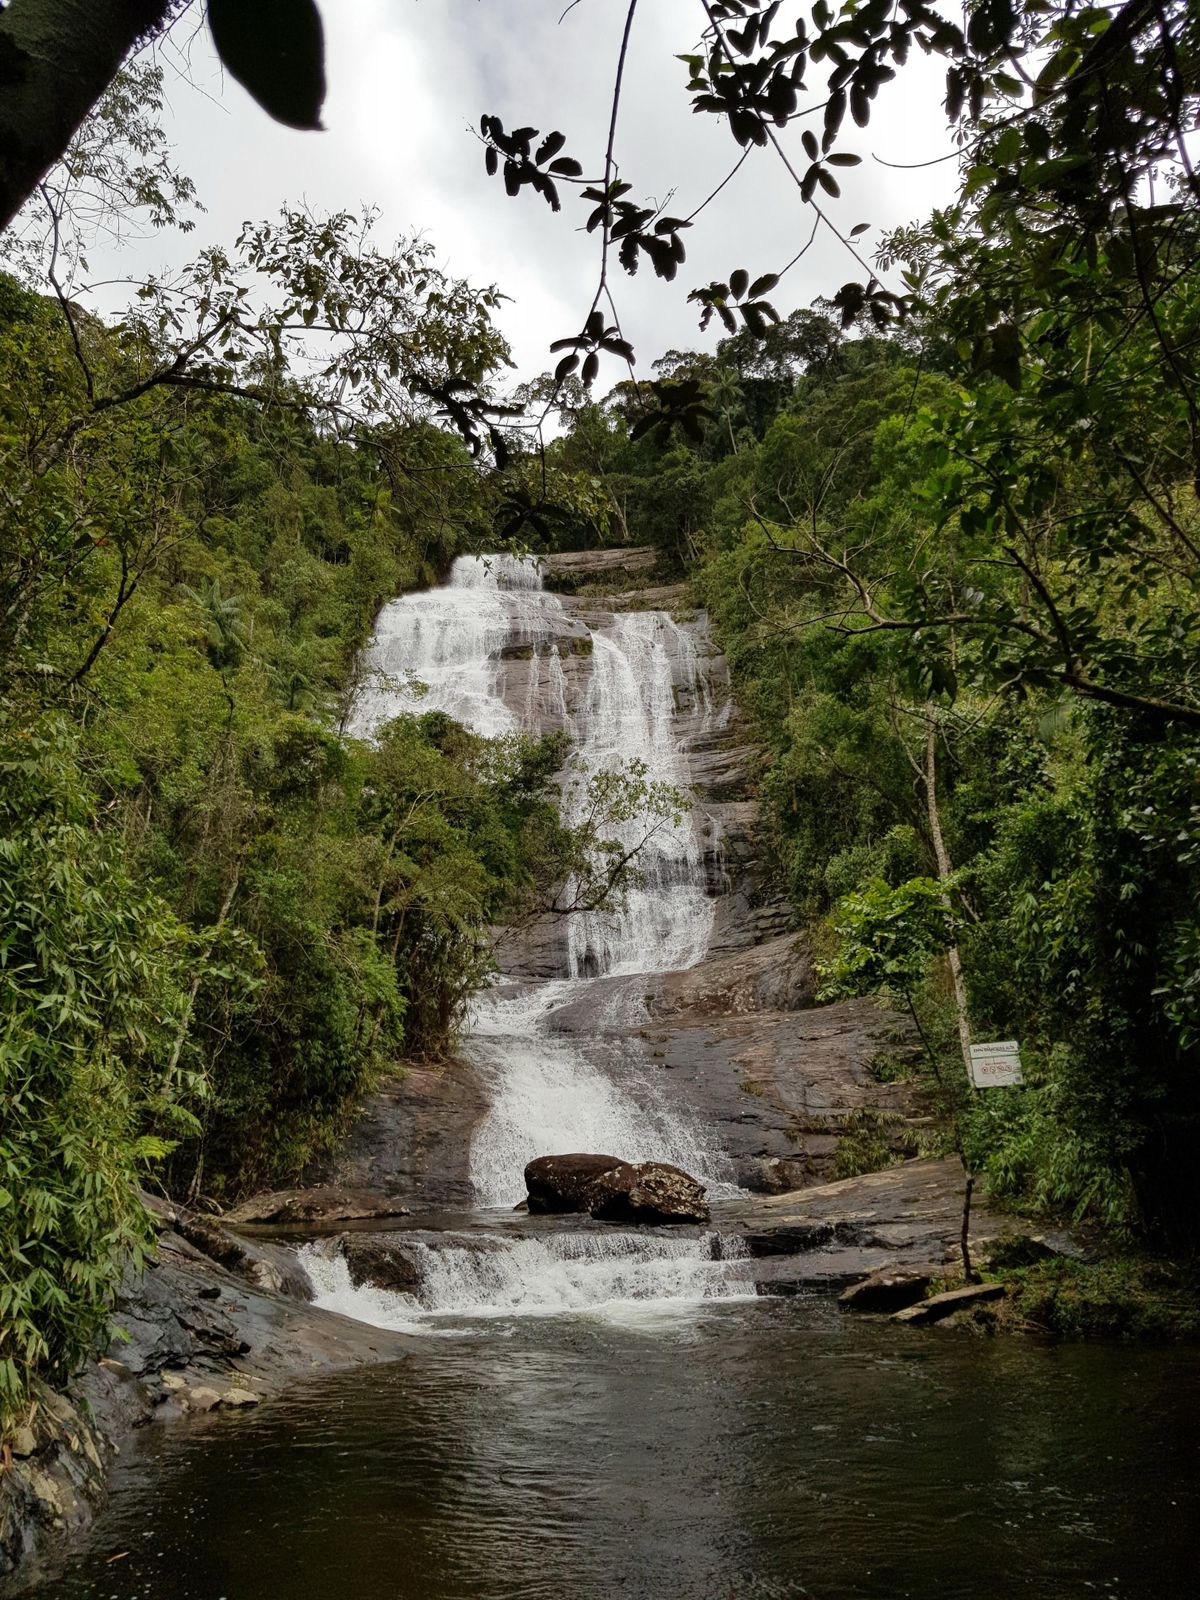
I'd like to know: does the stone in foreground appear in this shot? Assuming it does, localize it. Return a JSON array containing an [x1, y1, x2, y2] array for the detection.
[[524, 1154, 710, 1223], [891, 1282, 1006, 1324], [838, 1262, 944, 1314]]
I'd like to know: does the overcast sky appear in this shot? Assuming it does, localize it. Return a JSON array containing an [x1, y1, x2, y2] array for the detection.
[[127, 0, 958, 389]]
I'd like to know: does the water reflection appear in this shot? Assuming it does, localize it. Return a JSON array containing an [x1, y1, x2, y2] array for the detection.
[[34, 1300, 1199, 1600]]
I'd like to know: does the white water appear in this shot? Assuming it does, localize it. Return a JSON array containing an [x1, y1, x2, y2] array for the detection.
[[300, 1231, 749, 1330], [314, 554, 740, 1324], [565, 612, 716, 978], [467, 982, 735, 1208], [348, 554, 563, 740]]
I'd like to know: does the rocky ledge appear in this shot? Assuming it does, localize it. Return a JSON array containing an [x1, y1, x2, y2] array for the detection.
[[0, 1202, 411, 1594]]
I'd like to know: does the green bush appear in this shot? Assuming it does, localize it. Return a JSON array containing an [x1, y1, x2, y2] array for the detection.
[[0, 719, 189, 1429]]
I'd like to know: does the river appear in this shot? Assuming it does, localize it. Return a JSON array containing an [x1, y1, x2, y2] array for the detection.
[[41, 1301, 1200, 1598]]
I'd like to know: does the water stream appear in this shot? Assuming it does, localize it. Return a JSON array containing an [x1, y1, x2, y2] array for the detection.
[[40, 1305, 1200, 1599], [323, 554, 735, 1320]]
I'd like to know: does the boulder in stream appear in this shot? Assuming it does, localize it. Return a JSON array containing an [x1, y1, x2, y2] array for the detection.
[[525, 1153, 632, 1213], [589, 1161, 711, 1225], [341, 1234, 424, 1295], [524, 1154, 710, 1224]]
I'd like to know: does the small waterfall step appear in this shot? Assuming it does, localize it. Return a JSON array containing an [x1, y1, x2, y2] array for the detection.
[[300, 1226, 752, 1328]]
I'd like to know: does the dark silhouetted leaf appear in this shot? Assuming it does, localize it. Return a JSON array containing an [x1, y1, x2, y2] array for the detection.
[[536, 131, 566, 164], [209, 0, 326, 130]]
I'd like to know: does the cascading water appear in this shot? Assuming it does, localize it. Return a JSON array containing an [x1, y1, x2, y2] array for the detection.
[[299, 1230, 748, 1330], [308, 554, 742, 1324], [565, 612, 716, 979], [348, 553, 563, 741]]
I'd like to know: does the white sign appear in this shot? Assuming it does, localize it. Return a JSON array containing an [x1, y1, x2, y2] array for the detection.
[[968, 1040, 1024, 1088]]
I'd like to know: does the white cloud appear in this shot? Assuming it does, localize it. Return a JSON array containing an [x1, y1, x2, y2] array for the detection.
[[104, 0, 961, 387]]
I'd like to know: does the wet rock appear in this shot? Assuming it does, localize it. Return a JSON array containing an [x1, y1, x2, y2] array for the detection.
[[525, 1153, 630, 1213], [645, 935, 815, 1019], [341, 1234, 424, 1295], [224, 1186, 412, 1226], [524, 1154, 710, 1224], [736, 1156, 813, 1195], [0, 1384, 108, 1585], [163, 1207, 312, 1301], [838, 1263, 943, 1314], [892, 1282, 1006, 1325], [220, 1388, 261, 1408], [540, 545, 660, 592], [589, 1162, 711, 1225], [301, 1060, 489, 1212]]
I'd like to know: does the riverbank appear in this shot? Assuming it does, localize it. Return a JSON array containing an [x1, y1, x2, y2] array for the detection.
[[0, 1207, 413, 1593]]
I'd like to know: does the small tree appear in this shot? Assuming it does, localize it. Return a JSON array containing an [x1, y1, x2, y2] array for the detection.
[[820, 874, 983, 1280]]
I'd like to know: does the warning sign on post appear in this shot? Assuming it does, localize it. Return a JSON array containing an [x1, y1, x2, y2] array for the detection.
[[968, 1040, 1024, 1088]]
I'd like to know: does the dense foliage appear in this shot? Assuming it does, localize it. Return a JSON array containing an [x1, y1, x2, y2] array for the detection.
[[524, 238, 1199, 1250], [2, 1, 1198, 1428]]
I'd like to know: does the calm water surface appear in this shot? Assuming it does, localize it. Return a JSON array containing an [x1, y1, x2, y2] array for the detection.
[[37, 1298, 1200, 1600]]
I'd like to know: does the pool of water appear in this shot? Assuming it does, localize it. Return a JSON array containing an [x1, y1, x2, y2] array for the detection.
[[32, 1297, 1200, 1600]]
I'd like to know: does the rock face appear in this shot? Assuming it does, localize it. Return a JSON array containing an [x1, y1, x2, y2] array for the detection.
[[224, 1185, 412, 1227], [525, 1153, 710, 1224], [341, 1234, 424, 1294], [590, 1161, 711, 1224]]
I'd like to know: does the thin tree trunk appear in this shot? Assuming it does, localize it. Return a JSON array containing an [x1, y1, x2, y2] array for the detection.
[[0, 0, 177, 232], [924, 717, 973, 1076], [922, 713, 979, 1282]]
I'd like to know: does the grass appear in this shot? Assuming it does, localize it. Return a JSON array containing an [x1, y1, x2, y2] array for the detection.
[[988, 1254, 1200, 1341]]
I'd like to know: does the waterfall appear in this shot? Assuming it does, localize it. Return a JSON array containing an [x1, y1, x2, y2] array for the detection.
[[565, 613, 715, 978], [348, 554, 566, 741], [299, 1232, 748, 1328], [321, 554, 740, 1323], [349, 554, 717, 980], [466, 983, 734, 1207]]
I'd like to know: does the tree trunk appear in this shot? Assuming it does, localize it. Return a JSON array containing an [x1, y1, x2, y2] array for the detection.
[[0, 0, 176, 232], [923, 713, 979, 1282], [924, 716, 974, 1075]]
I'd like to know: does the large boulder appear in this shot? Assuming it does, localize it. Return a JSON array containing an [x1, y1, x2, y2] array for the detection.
[[589, 1162, 710, 1225], [525, 1153, 633, 1213], [523, 1154, 709, 1224]]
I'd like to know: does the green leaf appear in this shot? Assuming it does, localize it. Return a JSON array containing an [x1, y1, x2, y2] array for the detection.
[[209, 0, 326, 131]]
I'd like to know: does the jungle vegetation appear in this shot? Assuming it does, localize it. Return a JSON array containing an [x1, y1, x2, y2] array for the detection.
[[0, 0, 1197, 1422]]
